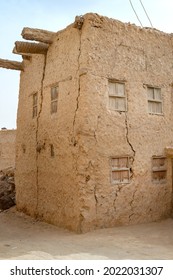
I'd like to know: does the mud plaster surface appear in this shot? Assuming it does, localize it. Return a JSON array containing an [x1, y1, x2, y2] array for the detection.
[[0, 130, 16, 170]]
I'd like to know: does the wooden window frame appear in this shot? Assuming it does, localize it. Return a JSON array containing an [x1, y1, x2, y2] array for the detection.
[[51, 86, 58, 114], [108, 81, 126, 112], [152, 156, 167, 183], [147, 87, 163, 115], [111, 156, 130, 184], [32, 92, 38, 118]]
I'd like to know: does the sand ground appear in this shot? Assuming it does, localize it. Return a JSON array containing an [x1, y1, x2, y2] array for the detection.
[[0, 207, 173, 260]]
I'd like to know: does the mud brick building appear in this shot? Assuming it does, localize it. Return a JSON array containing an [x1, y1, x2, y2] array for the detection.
[[0, 129, 16, 170], [1, 13, 173, 232]]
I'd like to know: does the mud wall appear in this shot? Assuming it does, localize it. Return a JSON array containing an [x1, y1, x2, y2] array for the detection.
[[16, 13, 173, 232], [77, 14, 173, 232], [16, 25, 84, 231], [0, 129, 16, 170]]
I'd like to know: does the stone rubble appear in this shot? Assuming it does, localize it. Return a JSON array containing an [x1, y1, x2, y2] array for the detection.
[[0, 167, 15, 211]]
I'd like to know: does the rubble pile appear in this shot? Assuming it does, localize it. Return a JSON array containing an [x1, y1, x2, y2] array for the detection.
[[0, 167, 15, 211]]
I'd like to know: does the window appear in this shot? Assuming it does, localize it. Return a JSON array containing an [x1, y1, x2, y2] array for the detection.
[[147, 87, 162, 114], [32, 92, 38, 118], [152, 156, 166, 183], [51, 86, 58, 114], [108, 81, 126, 111], [111, 157, 130, 184]]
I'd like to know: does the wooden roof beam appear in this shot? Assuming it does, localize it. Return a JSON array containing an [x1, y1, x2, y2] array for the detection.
[[13, 47, 32, 61], [0, 58, 23, 71], [22, 27, 55, 44], [13, 47, 32, 60], [15, 41, 49, 55]]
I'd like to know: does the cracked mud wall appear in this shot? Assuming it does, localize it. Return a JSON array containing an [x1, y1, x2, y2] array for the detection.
[[76, 14, 173, 232], [35, 26, 85, 232], [16, 24, 87, 231], [16, 13, 173, 233], [0, 130, 16, 170], [16, 55, 46, 216]]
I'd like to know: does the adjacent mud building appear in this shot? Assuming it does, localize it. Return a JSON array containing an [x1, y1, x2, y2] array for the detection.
[[0, 129, 16, 170], [1, 13, 173, 232]]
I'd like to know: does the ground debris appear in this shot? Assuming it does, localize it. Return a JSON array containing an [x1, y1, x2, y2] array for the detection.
[[0, 167, 15, 211]]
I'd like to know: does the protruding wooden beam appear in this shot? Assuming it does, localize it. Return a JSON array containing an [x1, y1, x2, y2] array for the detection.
[[15, 41, 49, 55], [74, 16, 84, 30], [13, 47, 31, 61], [0, 58, 23, 71], [22, 27, 55, 44]]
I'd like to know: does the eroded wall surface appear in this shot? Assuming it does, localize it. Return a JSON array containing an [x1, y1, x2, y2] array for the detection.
[[76, 14, 173, 232], [0, 130, 16, 170], [16, 13, 173, 232], [16, 24, 84, 231]]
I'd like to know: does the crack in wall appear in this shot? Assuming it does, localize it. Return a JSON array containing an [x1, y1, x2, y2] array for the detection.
[[93, 115, 100, 143], [125, 101, 137, 220], [85, 160, 98, 216], [129, 188, 137, 222], [72, 29, 82, 145], [74, 152, 80, 174], [78, 213, 84, 233], [73, 28, 84, 233], [125, 112, 136, 180], [125, 113, 135, 158], [113, 186, 122, 212], [113, 193, 118, 212], [94, 131, 97, 143], [35, 54, 48, 215], [93, 185, 98, 214]]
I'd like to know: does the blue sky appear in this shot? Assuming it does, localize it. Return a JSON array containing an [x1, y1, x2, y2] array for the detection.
[[0, 0, 173, 129]]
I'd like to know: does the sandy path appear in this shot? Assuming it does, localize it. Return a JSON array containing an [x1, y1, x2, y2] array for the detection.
[[0, 207, 173, 260]]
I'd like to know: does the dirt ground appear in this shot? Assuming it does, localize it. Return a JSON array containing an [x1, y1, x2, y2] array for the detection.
[[0, 207, 173, 260]]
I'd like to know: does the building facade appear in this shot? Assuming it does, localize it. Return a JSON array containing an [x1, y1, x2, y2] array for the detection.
[[1, 13, 173, 232]]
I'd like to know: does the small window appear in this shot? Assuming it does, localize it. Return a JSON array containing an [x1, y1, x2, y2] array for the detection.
[[111, 157, 130, 184], [108, 81, 126, 111], [152, 156, 166, 183], [32, 92, 38, 118], [147, 87, 162, 114], [51, 86, 58, 114]]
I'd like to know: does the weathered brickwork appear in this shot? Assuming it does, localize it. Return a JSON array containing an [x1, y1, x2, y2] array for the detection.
[[15, 13, 173, 232], [0, 129, 16, 170]]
